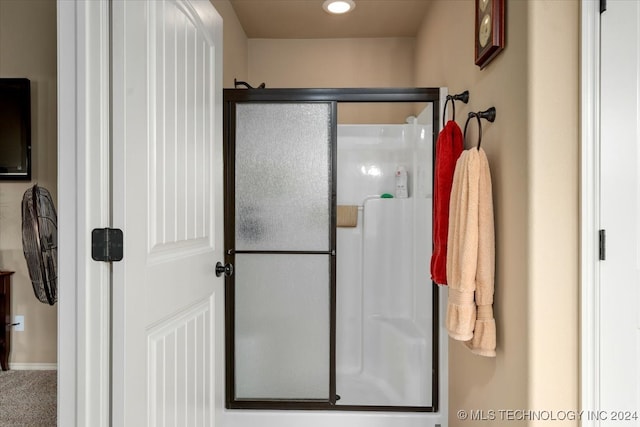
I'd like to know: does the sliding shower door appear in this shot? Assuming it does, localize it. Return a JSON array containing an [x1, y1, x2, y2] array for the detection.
[[225, 101, 337, 408], [224, 87, 442, 412]]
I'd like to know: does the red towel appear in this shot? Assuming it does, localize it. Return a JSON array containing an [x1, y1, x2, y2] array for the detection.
[[430, 120, 464, 285]]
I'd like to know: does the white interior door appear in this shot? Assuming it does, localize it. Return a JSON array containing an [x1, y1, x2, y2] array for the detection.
[[600, 0, 640, 422], [111, 0, 224, 425]]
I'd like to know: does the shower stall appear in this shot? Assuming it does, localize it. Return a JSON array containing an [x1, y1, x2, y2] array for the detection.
[[335, 122, 434, 407], [222, 88, 447, 426]]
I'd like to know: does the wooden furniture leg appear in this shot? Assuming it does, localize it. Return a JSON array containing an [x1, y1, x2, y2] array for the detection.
[[0, 271, 15, 371]]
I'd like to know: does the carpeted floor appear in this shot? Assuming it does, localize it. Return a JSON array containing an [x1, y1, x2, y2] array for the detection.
[[0, 370, 56, 426]]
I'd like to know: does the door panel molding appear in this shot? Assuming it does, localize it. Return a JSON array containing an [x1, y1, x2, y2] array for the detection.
[[148, 295, 214, 426], [147, 0, 215, 255]]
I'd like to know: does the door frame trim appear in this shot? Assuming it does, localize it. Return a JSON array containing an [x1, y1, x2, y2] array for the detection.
[[223, 87, 442, 412], [580, 0, 601, 424], [58, 1, 112, 425]]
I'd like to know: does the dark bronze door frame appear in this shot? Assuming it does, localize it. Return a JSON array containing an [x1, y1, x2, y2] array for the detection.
[[223, 87, 441, 412]]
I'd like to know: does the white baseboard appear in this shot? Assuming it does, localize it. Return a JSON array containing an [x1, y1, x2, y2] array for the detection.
[[8, 363, 58, 370]]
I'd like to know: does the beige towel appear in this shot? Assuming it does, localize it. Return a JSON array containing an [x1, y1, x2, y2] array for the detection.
[[337, 205, 358, 227], [446, 148, 496, 357]]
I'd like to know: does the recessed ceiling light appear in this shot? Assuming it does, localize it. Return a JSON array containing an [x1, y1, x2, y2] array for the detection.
[[322, 0, 356, 15]]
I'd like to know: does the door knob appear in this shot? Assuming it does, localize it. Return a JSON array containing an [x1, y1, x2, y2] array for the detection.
[[215, 262, 234, 277]]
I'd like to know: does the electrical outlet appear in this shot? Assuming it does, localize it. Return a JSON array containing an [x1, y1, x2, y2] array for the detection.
[[13, 315, 24, 332]]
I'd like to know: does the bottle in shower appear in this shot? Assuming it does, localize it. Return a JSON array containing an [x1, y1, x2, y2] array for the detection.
[[395, 166, 408, 198]]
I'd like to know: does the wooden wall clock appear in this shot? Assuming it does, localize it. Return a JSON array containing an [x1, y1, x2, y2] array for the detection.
[[475, 0, 505, 69]]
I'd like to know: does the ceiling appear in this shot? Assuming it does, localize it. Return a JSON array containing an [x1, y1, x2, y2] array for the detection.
[[228, 0, 432, 39]]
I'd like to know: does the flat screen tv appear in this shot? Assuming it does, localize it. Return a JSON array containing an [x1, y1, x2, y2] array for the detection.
[[0, 78, 31, 180]]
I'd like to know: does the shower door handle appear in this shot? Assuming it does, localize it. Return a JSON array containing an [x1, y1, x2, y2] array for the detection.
[[215, 262, 234, 277]]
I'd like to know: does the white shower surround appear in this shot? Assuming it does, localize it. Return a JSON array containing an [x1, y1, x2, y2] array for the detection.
[[335, 123, 434, 407]]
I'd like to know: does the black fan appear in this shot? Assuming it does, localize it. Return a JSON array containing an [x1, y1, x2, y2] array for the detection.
[[21, 184, 57, 305]]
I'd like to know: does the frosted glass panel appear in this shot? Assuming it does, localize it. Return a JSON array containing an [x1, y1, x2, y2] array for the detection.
[[235, 103, 331, 251], [234, 254, 330, 400]]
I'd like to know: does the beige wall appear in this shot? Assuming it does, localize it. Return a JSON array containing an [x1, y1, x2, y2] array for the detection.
[[527, 1, 579, 419], [415, 1, 579, 425], [211, 0, 249, 88], [248, 37, 416, 123], [248, 37, 415, 89], [0, 0, 58, 365], [416, 1, 530, 422], [212, 0, 417, 122]]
